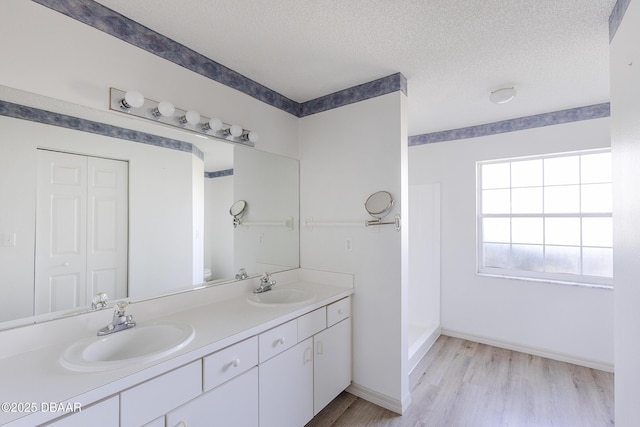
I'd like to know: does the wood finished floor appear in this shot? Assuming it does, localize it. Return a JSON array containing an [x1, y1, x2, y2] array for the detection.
[[306, 335, 614, 427]]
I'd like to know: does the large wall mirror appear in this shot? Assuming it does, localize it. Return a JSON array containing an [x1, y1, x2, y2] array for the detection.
[[0, 85, 299, 329]]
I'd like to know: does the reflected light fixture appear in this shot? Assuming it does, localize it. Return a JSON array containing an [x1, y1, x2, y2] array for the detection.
[[490, 86, 517, 104], [109, 87, 258, 147]]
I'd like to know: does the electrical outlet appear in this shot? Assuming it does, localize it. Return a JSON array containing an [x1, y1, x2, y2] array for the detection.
[[345, 238, 353, 252], [3, 233, 16, 247]]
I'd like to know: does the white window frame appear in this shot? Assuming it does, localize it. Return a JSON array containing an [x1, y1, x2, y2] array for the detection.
[[477, 148, 613, 287]]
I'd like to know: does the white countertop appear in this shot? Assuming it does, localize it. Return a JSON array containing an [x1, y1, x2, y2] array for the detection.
[[0, 269, 354, 426]]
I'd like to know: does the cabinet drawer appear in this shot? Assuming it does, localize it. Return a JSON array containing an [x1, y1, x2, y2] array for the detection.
[[259, 319, 297, 362], [297, 307, 327, 341], [120, 361, 201, 427], [204, 336, 258, 391], [327, 297, 351, 327], [47, 396, 119, 427]]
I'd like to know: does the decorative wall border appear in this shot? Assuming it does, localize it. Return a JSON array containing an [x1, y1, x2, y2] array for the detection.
[[205, 169, 234, 179], [31, 0, 406, 118], [609, 0, 632, 41], [0, 99, 204, 159], [408, 103, 611, 146]]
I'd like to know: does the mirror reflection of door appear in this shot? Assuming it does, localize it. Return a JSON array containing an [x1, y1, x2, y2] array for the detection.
[[34, 149, 128, 315]]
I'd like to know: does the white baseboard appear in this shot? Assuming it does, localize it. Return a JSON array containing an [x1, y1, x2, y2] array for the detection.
[[346, 382, 411, 415], [408, 326, 441, 374], [441, 328, 614, 373]]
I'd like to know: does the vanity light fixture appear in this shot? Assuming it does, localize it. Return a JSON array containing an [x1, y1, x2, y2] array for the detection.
[[202, 117, 223, 133], [179, 110, 201, 126], [109, 87, 258, 147], [152, 100, 175, 118], [220, 124, 244, 139], [490, 86, 517, 104], [241, 130, 259, 143], [119, 90, 145, 110]]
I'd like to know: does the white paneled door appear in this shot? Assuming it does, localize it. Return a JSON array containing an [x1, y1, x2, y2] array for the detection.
[[35, 149, 128, 315]]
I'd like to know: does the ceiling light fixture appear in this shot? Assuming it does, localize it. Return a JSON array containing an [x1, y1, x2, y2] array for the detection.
[[490, 86, 517, 104], [109, 88, 258, 147]]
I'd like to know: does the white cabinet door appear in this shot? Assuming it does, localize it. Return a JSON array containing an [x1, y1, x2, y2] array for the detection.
[[167, 367, 258, 427], [259, 338, 313, 427], [120, 361, 201, 427], [314, 317, 352, 415]]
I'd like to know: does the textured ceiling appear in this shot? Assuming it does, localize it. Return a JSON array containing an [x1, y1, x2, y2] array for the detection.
[[95, 0, 616, 136]]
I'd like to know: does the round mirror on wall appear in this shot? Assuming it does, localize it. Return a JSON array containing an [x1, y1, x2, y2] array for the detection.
[[364, 191, 394, 219], [230, 200, 248, 227]]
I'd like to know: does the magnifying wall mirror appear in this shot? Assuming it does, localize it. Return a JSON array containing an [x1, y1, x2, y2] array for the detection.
[[230, 200, 248, 227], [364, 190, 401, 231], [365, 191, 394, 219]]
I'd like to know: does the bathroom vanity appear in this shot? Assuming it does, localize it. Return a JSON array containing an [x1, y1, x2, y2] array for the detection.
[[0, 269, 353, 427]]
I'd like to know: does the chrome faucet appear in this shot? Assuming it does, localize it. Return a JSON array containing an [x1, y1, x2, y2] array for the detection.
[[97, 301, 136, 336], [235, 268, 249, 280], [254, 272, 276, 294]]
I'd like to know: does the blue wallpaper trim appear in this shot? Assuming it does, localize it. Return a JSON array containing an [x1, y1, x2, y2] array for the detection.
[[205, 169, 234, 179], [408, 103, 611, 146], [31, 0, 406, 118], [299, 73, 408, 117], [0, 99, 204, 159], [609, 0, 631, 41]]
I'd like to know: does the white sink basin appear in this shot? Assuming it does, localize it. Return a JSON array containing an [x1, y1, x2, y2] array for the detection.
[[247, 288, 315, 307], [60, 321, 194, 372]]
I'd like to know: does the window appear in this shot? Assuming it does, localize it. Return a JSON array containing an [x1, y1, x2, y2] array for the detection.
[[477, 149, 612, 286]]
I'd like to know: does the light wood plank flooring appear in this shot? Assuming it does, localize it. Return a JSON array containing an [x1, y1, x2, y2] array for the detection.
[[307, 335, 614, 427]]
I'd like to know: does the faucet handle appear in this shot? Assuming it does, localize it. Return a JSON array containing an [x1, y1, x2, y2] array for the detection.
[[114, 301, 129, 315], [261, 272, 271, 283], [91, 292, 108, 310]]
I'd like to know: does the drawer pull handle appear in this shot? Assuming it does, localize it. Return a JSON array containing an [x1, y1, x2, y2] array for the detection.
[[277, 337, 286, 345], [232, 358, 240, 368], [317, 341, 324, 355], [338, 309, 343, 315]]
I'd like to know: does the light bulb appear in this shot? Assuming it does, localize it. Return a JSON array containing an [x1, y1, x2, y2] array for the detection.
[[247, 131, 259, 143], [180, 110, 200, 125], [208, 117, 223, 132], [120, 90, 145, 109], [230, 124, 243, 138], [157, 101, 175, 117]]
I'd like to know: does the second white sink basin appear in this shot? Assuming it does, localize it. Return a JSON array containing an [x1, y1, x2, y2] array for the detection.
[[60, 321, 194, 372], [247, 288, 315, 307]]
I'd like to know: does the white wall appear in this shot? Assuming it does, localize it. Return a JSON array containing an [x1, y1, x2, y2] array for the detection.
[[233, 146, 300, 275], [0, 115, 198, 320], [0, 0, 299, 159], [610, 1, 640, 424], [299, 92, 410, 413], [409, 117, 614, 369], [204, 176, 235, 280]]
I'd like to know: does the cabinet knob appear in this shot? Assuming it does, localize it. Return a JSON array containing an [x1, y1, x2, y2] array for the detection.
[[338, 309, 343, 315], [232, 358, 240, 368], [278, 337, 286, 345], [176, 421, 188, 427]]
